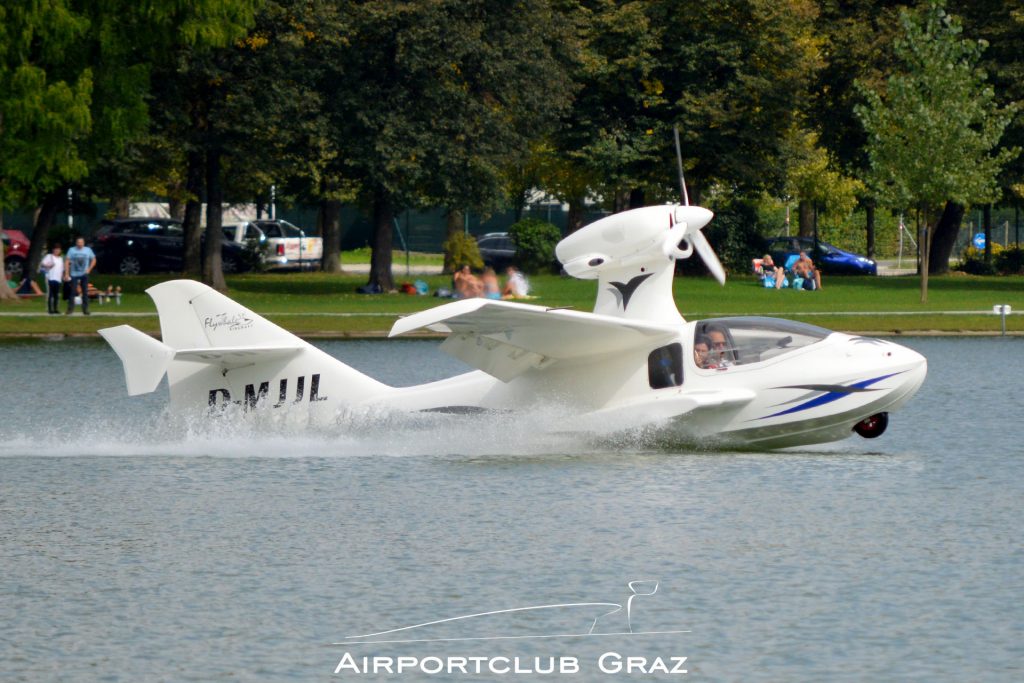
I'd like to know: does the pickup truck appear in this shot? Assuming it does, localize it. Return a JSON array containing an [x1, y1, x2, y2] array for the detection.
[[222, 219, 322, 270]]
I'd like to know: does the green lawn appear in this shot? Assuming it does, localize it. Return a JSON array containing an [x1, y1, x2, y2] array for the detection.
[[1, 271, 1021, 336], [341, 247, 443, 267]]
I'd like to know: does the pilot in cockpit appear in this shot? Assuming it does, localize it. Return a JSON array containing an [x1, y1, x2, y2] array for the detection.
[[705, 327, 733, 368]]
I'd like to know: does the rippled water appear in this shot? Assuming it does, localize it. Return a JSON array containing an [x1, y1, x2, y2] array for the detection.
[[1, 336, 1021, 681]]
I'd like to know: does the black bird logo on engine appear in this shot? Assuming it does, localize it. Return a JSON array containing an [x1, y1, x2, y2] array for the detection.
[[608, 273, 654, 310]]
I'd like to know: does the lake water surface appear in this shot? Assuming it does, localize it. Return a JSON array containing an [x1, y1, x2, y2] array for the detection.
[[1, 336, 1021, 681]]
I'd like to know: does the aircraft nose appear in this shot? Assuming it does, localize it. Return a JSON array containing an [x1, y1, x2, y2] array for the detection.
[[887, 342, 927, 387]]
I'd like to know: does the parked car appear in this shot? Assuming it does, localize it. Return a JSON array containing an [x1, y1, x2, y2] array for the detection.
[[2, 229, 31, 280], [765, 236, 877, 276], [93, 218, 250, 275], [476, 232, 516, 269], [222, 219, 322, 270]]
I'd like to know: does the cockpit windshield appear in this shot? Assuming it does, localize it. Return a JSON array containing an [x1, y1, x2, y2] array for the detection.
[[693, 317, 830, 369]]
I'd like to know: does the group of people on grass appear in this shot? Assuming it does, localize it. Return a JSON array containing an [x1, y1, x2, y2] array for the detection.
[[756, 251, 822, 291], [453, 265, 530, 300], [4, 237, 116, 314]]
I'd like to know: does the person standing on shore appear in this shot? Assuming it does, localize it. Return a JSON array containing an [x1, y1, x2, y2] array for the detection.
[[39, 244, 64, 315], [65, 237, 96, 315]]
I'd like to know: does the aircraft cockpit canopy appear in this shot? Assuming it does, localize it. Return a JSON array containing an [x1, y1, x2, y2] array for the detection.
[[694, 317, 831, 368]]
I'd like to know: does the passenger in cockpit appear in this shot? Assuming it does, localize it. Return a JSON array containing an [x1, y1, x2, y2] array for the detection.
[[694, 336, 713, 369]]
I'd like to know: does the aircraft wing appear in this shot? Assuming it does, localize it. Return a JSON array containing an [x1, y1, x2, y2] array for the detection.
[[389, 299, 680, 382]]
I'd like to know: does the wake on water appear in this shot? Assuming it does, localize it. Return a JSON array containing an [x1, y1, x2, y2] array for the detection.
[[0, 400, 687, 459]]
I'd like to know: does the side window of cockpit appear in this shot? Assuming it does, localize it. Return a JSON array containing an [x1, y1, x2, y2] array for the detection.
[[648, 343, 683, 389]]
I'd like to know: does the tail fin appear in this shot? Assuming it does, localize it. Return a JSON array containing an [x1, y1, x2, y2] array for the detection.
[[146, 279, 299, 349], [99, 325, 175, 395], [101, 280, 391, 411]]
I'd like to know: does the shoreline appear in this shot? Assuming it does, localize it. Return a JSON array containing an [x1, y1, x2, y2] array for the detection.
[[2, 329, 1020, 341]]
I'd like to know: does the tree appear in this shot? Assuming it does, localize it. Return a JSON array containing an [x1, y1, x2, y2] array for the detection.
[[653, 0, 822, 202], [781, 127, 863, 239], [947, 0, 1024, 266], [856, 1, 1016, 302], [0, 2, 92, 274], [324, 0, 577, 291]]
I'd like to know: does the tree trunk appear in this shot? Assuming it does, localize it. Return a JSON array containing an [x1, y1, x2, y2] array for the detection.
[[612, 189, 630, 213], [202, 149, 227, 292], [920, 222, 931, 304], [864, 200, 876, 259], [566, 197, 585, 234], [111, 197, 130, 218], [320, 198, 343, 273], [983, 203, 992, 263], [368, 192, 395, 291], [182, 149, 205, 276], [928, 200, 965, 275], [26, 189, 64, 275], [442, 208, 463, 274], [168, 197, 186, 221], [628, 188, 645, 209], [798, 199, 814, 238]]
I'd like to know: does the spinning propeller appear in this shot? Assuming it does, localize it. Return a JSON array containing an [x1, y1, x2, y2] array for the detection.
[[666, 125, 726, 285]]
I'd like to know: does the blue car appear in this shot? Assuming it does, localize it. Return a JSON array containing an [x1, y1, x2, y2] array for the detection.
[[766, 237, 877, 276]]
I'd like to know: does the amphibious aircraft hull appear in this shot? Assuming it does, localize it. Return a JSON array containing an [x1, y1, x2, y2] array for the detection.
[[100, 280, 926, 451]]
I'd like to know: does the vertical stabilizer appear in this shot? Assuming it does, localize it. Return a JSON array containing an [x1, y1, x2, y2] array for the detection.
[[146, 279, 300, 349]]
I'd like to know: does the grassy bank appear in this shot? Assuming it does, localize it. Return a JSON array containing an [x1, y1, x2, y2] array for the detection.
[[1, 271, 1021, 337]]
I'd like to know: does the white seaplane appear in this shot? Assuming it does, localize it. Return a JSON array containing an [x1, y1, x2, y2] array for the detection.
[[99, 202, 926, 450]]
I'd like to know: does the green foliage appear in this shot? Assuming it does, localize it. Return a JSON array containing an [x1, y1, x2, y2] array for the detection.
[[957, 255, 997, 275], [782, 127, 865, 219], [702, 201, 768, 274], [952, 0, 1024, 196], [0, 2, 93, 206], [995, 247, 1024, 274], [240, 238, 269, 273], [955, 243, 1024, 275], [508, 218, 561, 274], [442, 232, 483, 271], [328, 0, 577, 212], [855, 1, 1018, 214]]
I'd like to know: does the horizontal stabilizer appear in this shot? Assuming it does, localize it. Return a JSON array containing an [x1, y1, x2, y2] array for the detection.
[[99, 325, 175, 396], [173, 345, 303, 369], [101, 324, 308, 395]]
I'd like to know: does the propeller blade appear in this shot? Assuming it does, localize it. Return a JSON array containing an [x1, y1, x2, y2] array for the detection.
[[691, 229, 726, 285]]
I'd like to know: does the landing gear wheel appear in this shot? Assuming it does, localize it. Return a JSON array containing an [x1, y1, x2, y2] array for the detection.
[[853, 412, 889, 439]]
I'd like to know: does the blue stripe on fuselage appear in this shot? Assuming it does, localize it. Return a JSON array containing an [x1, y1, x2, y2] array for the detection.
[[760, 372, 903, 419]]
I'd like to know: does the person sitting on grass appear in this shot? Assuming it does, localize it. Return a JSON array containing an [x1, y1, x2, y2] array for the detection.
[[760, 254, 786, 289], [453, 264, 481, 299], [481, 267, 501, 300], [502, 266, 530, 299], [793, 251, 823, 291], [9, 273, 44, 297]]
